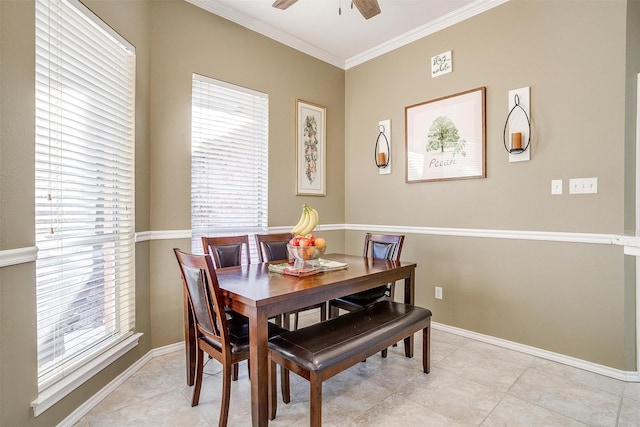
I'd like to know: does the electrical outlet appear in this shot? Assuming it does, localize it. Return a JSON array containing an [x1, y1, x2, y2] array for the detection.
[[435, 286, 443, 300]]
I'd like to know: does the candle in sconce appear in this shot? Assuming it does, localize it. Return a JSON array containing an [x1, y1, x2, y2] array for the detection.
[[511, 132, 522, 150], [377, 152, 387, 165]]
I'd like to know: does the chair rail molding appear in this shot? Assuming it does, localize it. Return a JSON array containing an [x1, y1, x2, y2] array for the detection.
[[4, 226, 639, 269], [0, 246, 38, 267]]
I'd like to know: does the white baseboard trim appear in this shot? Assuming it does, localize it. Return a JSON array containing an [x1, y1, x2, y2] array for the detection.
[[57, 341, 185, 427], [59, 321, 640, 426], [432, 322, 639, 382]]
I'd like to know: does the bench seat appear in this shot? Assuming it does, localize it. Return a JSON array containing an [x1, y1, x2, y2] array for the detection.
[[268, 300, 431, 426]]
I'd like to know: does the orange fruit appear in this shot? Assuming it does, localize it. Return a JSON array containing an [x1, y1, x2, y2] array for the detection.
[[314, 237, 326, 248]]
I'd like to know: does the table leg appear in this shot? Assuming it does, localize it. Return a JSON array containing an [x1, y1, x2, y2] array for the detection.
[[249, 308, 270, 426], [404, 267, 415, 358]]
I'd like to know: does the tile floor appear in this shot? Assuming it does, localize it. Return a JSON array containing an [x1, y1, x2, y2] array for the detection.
[[74, 309, 640, 426]]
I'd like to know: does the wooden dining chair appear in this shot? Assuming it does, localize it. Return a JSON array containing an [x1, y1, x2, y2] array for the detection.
[[255, 233, 327, 330], [201, 235, 253, 380], [201, 235, 251, 269], [328, 233, 405, 357], [173, 248, 288, 427]]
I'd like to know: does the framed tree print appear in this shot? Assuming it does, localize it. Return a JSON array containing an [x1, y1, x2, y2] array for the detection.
[[296, 99, 326, 196], [405, 87, 486, 183]]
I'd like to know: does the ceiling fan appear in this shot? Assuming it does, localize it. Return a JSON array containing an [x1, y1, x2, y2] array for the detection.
[[272, 0, 381, 20]]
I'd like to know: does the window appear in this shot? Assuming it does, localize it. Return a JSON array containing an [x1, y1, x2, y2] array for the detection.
[[191, 74, 269, 257], [34, 0, 136, 408]]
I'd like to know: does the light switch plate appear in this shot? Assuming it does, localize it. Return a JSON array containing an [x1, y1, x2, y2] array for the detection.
[[551, 179, 562, 195], [569, 177, 598, 194]]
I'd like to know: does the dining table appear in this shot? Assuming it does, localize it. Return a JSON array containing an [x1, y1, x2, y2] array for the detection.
[[183, 253, 417, 426]]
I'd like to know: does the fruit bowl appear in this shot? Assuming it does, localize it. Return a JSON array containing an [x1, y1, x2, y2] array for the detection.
[[287, 244, 326, 269]]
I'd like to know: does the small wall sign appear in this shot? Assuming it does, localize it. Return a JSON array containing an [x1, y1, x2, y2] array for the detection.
[[431, 51, 452, 78]]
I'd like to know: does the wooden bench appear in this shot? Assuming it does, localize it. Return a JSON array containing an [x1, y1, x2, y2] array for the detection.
[[268, 300, 432, 426]]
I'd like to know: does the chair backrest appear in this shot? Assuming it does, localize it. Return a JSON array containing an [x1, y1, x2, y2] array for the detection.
[[173, 248, 228, 350], [255, 232, 293, 263], [201, 235, 251, 269], [363, 233, 404, 261]]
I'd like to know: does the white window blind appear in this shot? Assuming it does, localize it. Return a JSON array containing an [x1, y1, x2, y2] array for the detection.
[[191, 74, 269, 256], [35, 0, 136, 392]]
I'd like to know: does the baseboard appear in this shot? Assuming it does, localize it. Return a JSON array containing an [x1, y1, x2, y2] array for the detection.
[[57, 341, 185, 427], [58, 321, 640, 426], [432, 322, 638, 382]]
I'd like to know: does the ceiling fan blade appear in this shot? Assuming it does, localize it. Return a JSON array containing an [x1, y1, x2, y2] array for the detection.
[[352, 0, 381, 19], [272, 0, 299, 10]]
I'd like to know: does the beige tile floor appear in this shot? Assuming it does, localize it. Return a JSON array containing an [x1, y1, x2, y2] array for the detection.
[[75, 309, 640, 426]]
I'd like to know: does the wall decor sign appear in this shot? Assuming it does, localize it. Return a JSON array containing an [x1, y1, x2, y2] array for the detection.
[[296, 99, 326, 196], [431, 50, 452, 78], [405, 87, 486, 183]]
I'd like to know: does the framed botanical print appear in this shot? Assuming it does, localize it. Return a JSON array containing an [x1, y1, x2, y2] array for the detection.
[[405, 87, 486, 183], [296, 99, 326, 196]]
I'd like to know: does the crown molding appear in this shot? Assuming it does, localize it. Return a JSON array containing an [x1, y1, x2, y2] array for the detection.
[[186, 0, 345, 68], [345, 0, 510, 69], [186, 0, 509, 70]]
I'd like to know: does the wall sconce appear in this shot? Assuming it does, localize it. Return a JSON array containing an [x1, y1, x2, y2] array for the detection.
[[375, 120, 391, 174], [503, 87, 531, 162]]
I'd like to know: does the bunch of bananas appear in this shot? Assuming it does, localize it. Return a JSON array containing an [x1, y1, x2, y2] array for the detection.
[[291, 204, 319, 236]]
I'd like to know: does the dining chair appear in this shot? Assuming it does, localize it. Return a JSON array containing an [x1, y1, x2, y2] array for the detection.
[[328, 232, 405, 357], [201, 235, 251, 269], [201, 235, 253, 380], [255, 233, 327, 330], [173, 248, 289, 427]]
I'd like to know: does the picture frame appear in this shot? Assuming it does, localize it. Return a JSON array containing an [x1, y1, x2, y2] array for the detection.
[[296, 99, 326, 196], [405, 87, 486, 183]]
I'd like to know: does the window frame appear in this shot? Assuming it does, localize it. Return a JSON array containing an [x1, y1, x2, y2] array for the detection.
[[190, 74, 269, 258], [32, 0, 140, 415]]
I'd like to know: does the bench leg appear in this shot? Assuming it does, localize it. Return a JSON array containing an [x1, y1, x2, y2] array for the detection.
[[423, 324, 431, 373], [309, 376, 322, 427]]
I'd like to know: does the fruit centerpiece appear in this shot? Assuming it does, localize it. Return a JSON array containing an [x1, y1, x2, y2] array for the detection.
[[288, 204, 326, 269]]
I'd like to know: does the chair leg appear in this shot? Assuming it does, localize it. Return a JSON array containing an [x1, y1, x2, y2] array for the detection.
[[269, 360, 277, 420], [219, 359, 232, 427], [281, 365, 290, 404], [282, 312, 291, 330], [309, 377, 323, 427], [320, 302, 327, 321], [191, 348, 204, 407], [329, 304, 339, 319], [232, 362, 239, 381], [381, 348, 388, 358]]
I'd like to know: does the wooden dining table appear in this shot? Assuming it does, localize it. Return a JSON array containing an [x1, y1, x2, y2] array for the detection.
[[183, 253, 417, 426]]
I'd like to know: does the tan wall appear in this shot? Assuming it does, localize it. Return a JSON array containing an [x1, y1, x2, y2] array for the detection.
[[345, 0, 634, 369], [0, 0, 638, 425], [146, 0, 345, 347], [0, 0, 153, 425]]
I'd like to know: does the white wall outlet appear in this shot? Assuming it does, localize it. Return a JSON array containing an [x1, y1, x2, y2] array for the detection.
[[435, 286, 443, 300], [551, 179, 562, 195], [569, 177, 598, 194]]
